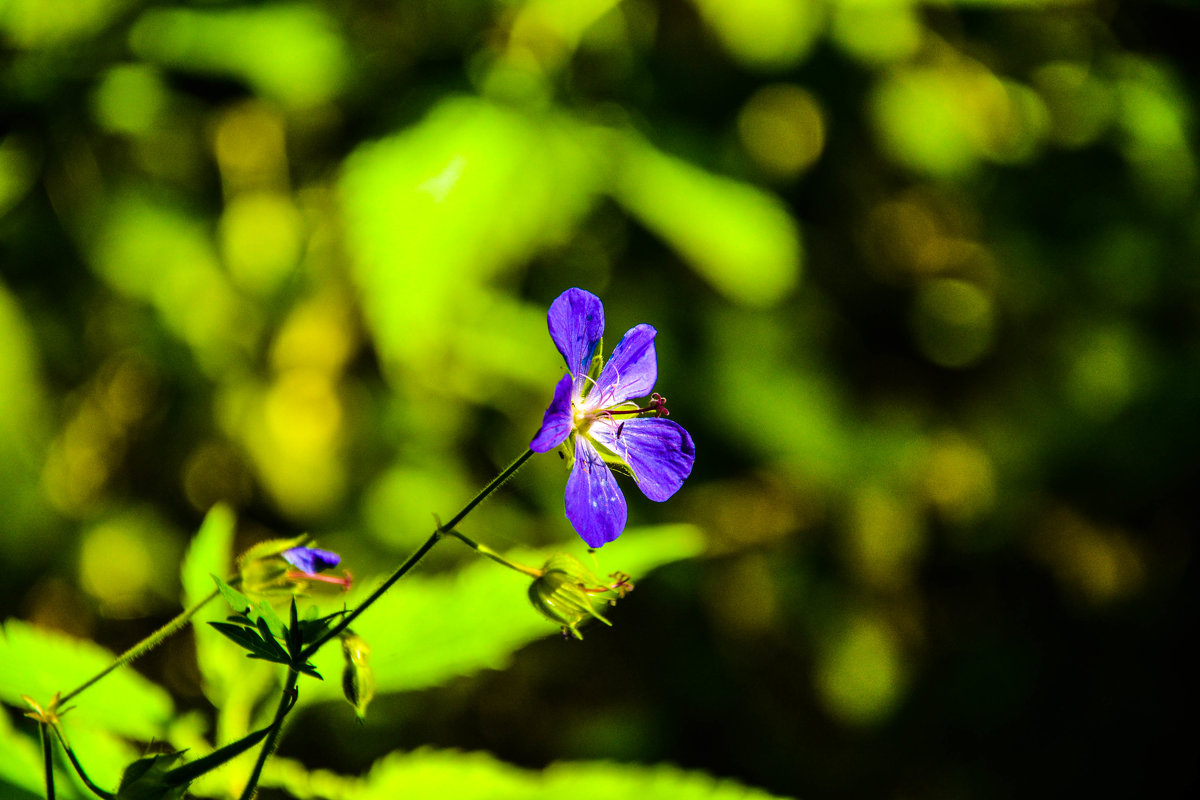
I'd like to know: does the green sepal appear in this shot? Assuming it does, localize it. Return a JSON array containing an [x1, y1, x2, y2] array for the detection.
[[340, 630, 375, 721], [236, 534, 309, 568], [527, 554, 614, 640]]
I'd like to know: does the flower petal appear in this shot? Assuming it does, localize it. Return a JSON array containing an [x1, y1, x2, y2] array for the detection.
[[530, 373, 574, 452], [565, 437, 627, 547], [591, 417, 694, 501], [592, 323, 658, 407], [547, 289, 605, 387], [283, 546, 341, 574]]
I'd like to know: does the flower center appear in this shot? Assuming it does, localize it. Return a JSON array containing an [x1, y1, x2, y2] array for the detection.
[[574, 393, 671, 434]]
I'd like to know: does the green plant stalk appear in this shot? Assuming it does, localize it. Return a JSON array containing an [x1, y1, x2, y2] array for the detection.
[[237, 668, 299, 800], [301, 448, 535, 659], [58, 586, 224, 706], [443, 529, 543, 578], [40, 722, 55, 800], [165, 724, 274, 787], [50, 724, 115, 800]]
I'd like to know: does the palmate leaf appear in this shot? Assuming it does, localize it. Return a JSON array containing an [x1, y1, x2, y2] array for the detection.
[[262, 748, 795, 800], [298, 525, 704, 706], [208, 622, 288, 663]]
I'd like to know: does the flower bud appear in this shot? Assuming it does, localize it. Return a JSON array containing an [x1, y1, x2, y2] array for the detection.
[[527, 554, 633, 640], [340, 630, 375, 721], [238, 535, 351, 598]]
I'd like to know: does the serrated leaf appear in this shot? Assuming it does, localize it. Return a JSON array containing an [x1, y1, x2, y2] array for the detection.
[[263, 748, 795, 800], [208, 622, 286, 663], [298, 525, 705, 705]]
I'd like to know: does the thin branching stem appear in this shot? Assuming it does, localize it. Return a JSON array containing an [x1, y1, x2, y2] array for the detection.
[[301, 448, 535, 658], [39, 722, 55, 800], [237, 668, 299, 800], [50, 724, 115, 800], [58, 586, 224, 706], [443, 529, 543, 578]]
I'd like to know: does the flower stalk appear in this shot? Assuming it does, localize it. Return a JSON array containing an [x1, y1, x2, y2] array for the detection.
[[301, 447, 535, 660], [237, 668, 299, 800], [57, 585, 225, 707]]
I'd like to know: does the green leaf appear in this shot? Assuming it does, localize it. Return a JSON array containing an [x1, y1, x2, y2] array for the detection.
[[212, 575, 252, 616], [253, 598, 287, 641], [0, 708, 49, 798], [298, 525, 705, 705], [0, 621, 172, 741], [117, 751, 186, 800], [262, 748, 795, 800], [339, 96, 603, 390], [128, 4, 348, 110], [183, 505, 277, 710], [181, 505, 235, 610], [611, 131, 802, 307], [208, 622, 285, 663]]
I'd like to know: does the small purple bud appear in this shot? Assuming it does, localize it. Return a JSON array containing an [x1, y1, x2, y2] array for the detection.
[[282, 546, 340, 574]]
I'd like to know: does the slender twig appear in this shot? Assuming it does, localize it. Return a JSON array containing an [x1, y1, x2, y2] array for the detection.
[[301, 448, 535, 658], [49, 725, 115, 800], [58, 587, 223, 706], [442, 529, 543, 578], [237, 668, 299, 800], [443, 448, 535, 532], [164, 708, 279, 787], [39, 722, 55, 800]]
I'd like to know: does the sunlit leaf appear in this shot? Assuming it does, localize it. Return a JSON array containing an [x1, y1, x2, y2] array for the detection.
[[263, 748, 795, 800], [128, 4, 348, 109], [0, 621, 172, 741], [0, 708, 48, 799], [340, 97, 603, 388], [297, 525, 705, 704], [612, 132, 802, 307]]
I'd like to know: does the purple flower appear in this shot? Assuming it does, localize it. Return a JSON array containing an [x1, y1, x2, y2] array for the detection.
[[282, 545, 341, 575], [531, 288, 695, 547]]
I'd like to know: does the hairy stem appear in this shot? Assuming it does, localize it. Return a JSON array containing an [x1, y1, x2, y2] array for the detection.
[[237, 668, 299, 800], [58, 586, 223, 706], [40, 722, 55, 800], [301, 448, 535, 659], [443, 529, 543, 578]]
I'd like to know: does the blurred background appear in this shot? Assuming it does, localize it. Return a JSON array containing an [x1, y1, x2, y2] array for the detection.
[[2, 0, 1197, 797]]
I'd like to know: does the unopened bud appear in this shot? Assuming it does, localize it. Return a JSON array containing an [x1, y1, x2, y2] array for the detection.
[[340, 631, 375, 721], [527, 554, 633, 640], [238, 535, 351, 598]]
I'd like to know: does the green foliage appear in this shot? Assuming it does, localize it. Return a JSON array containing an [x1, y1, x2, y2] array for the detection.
[[3, 0, 1196, 797], [0, 709, 48, 799], [261, 749, 795, 800], [299, 525, 703, 705], [208, 582, 341, 679], [0, 623, 172, 741]]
